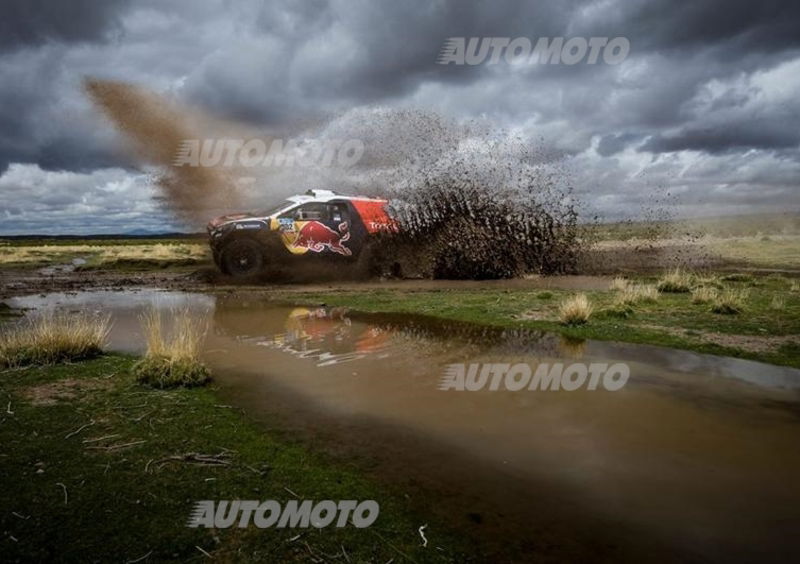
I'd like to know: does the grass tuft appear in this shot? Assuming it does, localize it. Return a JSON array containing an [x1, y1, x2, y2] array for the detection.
[[559, 293, 593, 325], [0, 311, 110, 368], [609, 277, 630, 291], [133, 356, 211, 388], [691, 286, 718, 304], [657, 268, 693, 293], [133, 307, 210, 388], [615, 284, 659, 306], [710, 289, 748, 315], [770, 295, 786, 311]]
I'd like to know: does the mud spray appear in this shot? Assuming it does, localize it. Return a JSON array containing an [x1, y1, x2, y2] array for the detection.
[[84, 79, 257, 226], [85, 79, 581, 279]]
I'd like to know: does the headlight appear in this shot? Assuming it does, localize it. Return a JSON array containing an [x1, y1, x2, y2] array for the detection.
[[211, 223, 234, 239]]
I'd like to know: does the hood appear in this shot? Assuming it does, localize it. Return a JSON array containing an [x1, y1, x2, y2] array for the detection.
[[207, 213, 252, 229]]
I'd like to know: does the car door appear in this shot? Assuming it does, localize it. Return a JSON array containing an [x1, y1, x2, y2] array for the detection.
[[278, 202, 354, 256]]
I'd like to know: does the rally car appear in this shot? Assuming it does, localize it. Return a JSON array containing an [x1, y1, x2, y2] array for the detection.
[[207, 189, 395, 277]]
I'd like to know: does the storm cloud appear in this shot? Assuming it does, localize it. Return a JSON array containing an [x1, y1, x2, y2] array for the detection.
[[0, 0, 798, 233]]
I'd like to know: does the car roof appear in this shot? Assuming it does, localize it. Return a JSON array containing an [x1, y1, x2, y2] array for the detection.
[[286, 190, 385, 205]]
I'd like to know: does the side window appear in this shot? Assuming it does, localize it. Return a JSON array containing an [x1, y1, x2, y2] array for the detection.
[[283, 203, 328, 221], [328, 203, 349, 224]]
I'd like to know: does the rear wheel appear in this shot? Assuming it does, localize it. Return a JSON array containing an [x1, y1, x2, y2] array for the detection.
[[221, 238, 265, 277]]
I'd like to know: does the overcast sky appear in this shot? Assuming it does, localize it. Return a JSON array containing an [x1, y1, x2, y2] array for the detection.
[[1, 0, 798, 234]]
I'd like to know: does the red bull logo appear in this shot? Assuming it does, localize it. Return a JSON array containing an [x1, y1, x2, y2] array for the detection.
[[292, 221, 351, 256]]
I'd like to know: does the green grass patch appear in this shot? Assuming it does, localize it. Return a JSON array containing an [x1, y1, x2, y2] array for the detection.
[[133, 356, 211, 388], [0, 355, 473, 562], [721, 273, 753, 283], [598, 305, 635, 319]]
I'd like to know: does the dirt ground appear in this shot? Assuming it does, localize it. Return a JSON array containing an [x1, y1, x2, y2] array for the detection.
[[2, 231, 796, 299], [0, 264, 620, 302], [0, 265, 793, 305]]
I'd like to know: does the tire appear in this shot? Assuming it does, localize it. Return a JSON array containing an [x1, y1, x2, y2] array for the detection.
[[220, 238, 265, 278], [212, 248, 227, 274]]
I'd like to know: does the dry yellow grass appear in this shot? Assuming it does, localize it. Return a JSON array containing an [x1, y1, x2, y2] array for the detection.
[[609, 277, 630, 291], [770, 295, 786, 310], [134, 307, 210, 388], [0, 311, 110, 368], [140, 307, 208, 361], [559, 293, 593, 325], [710, 289, 748, 315], [691, 286, 718, 304], [140, 307, 165, 358], [708, 234, 800, 268], [0, 243, 208, 265], [657, 268, 693, 293], [593, 231, 800, 270], [615, 284, 659, 306]]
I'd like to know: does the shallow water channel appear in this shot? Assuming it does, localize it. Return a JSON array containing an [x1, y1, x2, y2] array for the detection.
[[10, 289, 800, 562]]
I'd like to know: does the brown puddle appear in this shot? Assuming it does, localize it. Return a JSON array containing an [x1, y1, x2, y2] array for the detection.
[[9, 290, 800, 563]]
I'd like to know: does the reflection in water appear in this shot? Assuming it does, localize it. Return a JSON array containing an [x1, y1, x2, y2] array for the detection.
[[240, 307, 392, 366], [8, 289, 800, 563], [558, 335, 588, 358]]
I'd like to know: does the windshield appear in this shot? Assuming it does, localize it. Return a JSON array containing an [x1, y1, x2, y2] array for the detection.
[[253, 200, 294, 217]]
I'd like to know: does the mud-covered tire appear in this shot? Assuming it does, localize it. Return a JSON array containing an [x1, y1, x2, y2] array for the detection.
[[220, 238, 265, 278], [212, 248, 227, 274]]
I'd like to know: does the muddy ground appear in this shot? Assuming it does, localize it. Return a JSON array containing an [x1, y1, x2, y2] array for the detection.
[[0, 265, 616, 302], [0, 242, 782, 302]]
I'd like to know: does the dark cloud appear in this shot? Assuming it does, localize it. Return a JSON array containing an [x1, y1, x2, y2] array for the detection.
[[571, 0, 800, 54], [0, 49, 133, 173], [0, 0, 129, 51], [642, 124, 800, 154], [0, 0, 798, 233], [180, 0, 576, 123]]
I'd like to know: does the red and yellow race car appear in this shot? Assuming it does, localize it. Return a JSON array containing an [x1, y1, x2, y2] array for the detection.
[[207, 189, 396, 277]]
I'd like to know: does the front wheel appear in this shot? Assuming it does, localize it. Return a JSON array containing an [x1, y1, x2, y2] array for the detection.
[[221, 238, 265, 278]]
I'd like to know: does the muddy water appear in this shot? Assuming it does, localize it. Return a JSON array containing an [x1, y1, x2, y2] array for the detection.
[[10, 290, 800, 563]]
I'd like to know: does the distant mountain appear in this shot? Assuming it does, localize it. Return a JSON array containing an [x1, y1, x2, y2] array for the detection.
[[0, 232, 206, 241], [123, 228, 170, 236]]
